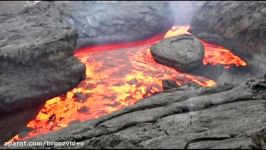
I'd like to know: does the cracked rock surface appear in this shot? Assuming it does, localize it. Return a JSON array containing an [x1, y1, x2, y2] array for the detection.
[[54, 1, 174, 48], [14, 75, 266, 149], [0, 2, 85, 143]]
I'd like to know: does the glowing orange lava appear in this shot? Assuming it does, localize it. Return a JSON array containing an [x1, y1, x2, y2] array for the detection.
[[8, 26, 246, 142], [164, 26, 247, 68]]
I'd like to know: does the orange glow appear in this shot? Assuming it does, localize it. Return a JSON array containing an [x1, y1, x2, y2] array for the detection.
[[201, 41, 247, 67], [8, 25, 246, 142], [164, 26, 247, 68]]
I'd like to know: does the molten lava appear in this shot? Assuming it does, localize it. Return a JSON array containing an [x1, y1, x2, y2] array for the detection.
[[9, 26, 246, 142]]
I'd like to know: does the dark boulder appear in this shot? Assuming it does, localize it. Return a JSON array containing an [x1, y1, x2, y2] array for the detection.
[[251, 127, 266, 149], [150, 34, 205, 72], [162, 79, 178, 91], [54, 1, 174, 48], [0, 2, 85, 142]]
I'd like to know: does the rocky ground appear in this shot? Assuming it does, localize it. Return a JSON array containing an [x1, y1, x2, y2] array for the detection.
[[54, 1, 174, 49], [0, 1, 26, 14], [0, 1, 265, 149], [0, 1, 175, 49], [8, 74, 265, 149], [11, 1, 263, 149], [0, 2, 85, 143]]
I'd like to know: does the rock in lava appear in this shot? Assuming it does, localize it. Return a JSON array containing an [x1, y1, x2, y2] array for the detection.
[[150, 34, 204, 72]]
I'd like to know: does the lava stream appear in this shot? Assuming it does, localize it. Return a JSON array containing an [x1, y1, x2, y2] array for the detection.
[[9, 26, 246, 142]]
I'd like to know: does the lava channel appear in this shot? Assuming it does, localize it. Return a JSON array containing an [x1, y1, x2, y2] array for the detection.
[[8, 26, 246, 142]]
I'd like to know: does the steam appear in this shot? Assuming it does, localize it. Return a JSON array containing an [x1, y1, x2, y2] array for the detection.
[[24, 1, 41, 7], [167, 1, 206, 26]]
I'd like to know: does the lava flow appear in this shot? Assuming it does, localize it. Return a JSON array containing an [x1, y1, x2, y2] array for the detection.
[[9, 26, 246, 142]]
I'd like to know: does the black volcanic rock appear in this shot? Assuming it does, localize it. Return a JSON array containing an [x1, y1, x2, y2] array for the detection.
[[16, 75, 266, 149], [162, 79, 178, 91], [0, 1, 85, 113], [53, 1, 174, 48], [0, 2, 85, 142], [251, 127, 266, 149], [189, 1, 266, 83], [150, 34, 204, 72]]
